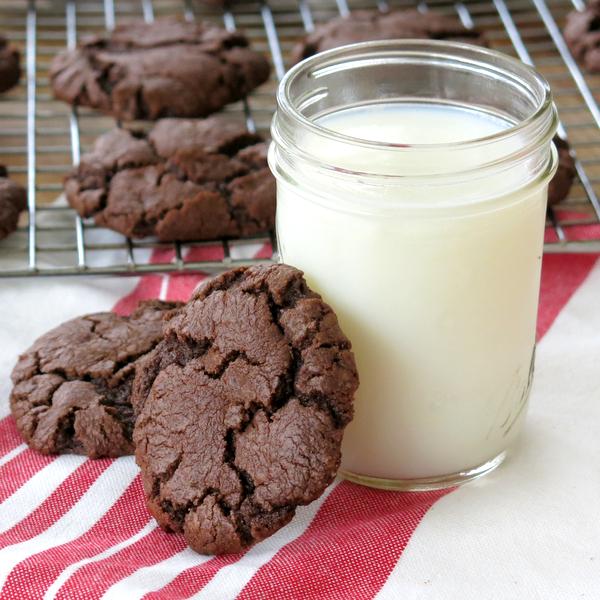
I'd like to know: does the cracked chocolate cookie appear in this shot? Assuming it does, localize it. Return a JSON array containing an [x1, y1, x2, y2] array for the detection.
[[64, 116, 275, 241], [0, 34, 20, 93], [10, 300, 181, 458], [549, 136, 576, 208], [292, 9, 486, 63], [564, 1, 600, 73], [0, 165, 26, 240], [133, 264, 359, 555], [49, 18, 270, 121]]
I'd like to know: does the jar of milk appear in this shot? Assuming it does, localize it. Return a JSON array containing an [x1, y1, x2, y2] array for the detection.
[[269, 41, 558, 490]]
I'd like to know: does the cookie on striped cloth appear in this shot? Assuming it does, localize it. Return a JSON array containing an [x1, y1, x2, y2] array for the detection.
[[133, 264, 359, 554], [10, 300, 181, 458]]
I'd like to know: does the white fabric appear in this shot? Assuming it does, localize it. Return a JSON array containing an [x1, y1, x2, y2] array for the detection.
[[46, 521, 157, 600], [0, 456, 86, 534], [0, 444, 25, 468], [377, 261, 600, 600], [102, 549, 213, 600], [0, 257, 598, 597], [193, 483, 338, 600], [0, 459, 139, 589]]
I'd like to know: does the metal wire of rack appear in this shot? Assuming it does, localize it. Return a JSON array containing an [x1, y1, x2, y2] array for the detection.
[[0, 0, 599, 278]]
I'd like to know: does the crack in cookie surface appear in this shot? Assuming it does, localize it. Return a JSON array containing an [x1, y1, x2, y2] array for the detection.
[[133, 264, 359, 554], [10, 300, 180, 458], [63, 116, 275, 242], [49, 18, 270, 121]]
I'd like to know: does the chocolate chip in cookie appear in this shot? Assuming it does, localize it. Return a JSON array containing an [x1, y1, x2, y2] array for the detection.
[[0, 165, 26, 241], [50, 18, 270, 121], [564, 1, 600, 73], [10, 300, 181, 458], [133, 264, 359, 555], [64, 116, 275, 242], [0, 34, 20, 93], [292, 9, 486, 63]]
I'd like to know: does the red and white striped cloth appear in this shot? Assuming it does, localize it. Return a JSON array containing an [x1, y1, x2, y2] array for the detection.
[[1, 236, 600, 599]]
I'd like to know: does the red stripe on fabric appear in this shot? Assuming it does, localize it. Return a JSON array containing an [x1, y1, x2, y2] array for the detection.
[[164, 272, 208, 303], [144, 553, 243, 600], [112, 249, 175, 316], [0, 459, 105, 550], [2, 474, 145, 600], [550, 210, 600, 243], [112, 275, 163, 317], [537, 253, 597, 340], [553, 209, 586, 222], [544, 227, 559, 244], [238, 482, 449, 600], [164, 244, 221, 303], [254, 241, 273, 260], [0, 451, 55, 504], [56, 528, 187, 600], [164, 240, 274, 303], [0, 417, 24, 458], [184, 244, 225, 263], [565, 223, 600, 242]]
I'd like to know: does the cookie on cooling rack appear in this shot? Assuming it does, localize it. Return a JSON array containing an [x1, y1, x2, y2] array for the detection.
[[548, 136, 576, 208], [49, 18, 270, 120], [132, 264, 359, 555], [0, 165, 26, 240], [0, 34, 20, 93], [64, 115, 275, 242], [292, 9, 487, 63], [10, 300, 181, 458], [564, 1, 600, 73], [196, 0, 230, 6]]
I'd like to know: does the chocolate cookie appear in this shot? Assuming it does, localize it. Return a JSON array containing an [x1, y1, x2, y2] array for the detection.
[[10, 300, 180, 458], [564, 1, 600, 73], [548, 136, 576, 208], [0, 165, 27, 240], [50, 19, 270, 120], [64, 116, 275, 241], [0, 35, 20, 93], [292, 9, 486, 63], [133, 264, 358, 555]]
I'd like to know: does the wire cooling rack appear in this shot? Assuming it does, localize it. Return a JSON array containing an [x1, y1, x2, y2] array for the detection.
[[0, 0, 599, 278]]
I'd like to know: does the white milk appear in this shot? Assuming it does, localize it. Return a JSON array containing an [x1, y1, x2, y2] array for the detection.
[[275, 103, 548, 482], [319, 103, 508, 145]]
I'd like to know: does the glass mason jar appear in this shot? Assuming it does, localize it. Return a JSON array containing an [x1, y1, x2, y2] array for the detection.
[[269, 41, 558, 490]]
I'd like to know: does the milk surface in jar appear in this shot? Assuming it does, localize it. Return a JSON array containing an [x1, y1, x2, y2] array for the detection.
[[270, 41, 558, 489]]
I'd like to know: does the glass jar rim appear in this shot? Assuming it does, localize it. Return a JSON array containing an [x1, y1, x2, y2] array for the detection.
[[276, 39, 555, 154]]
